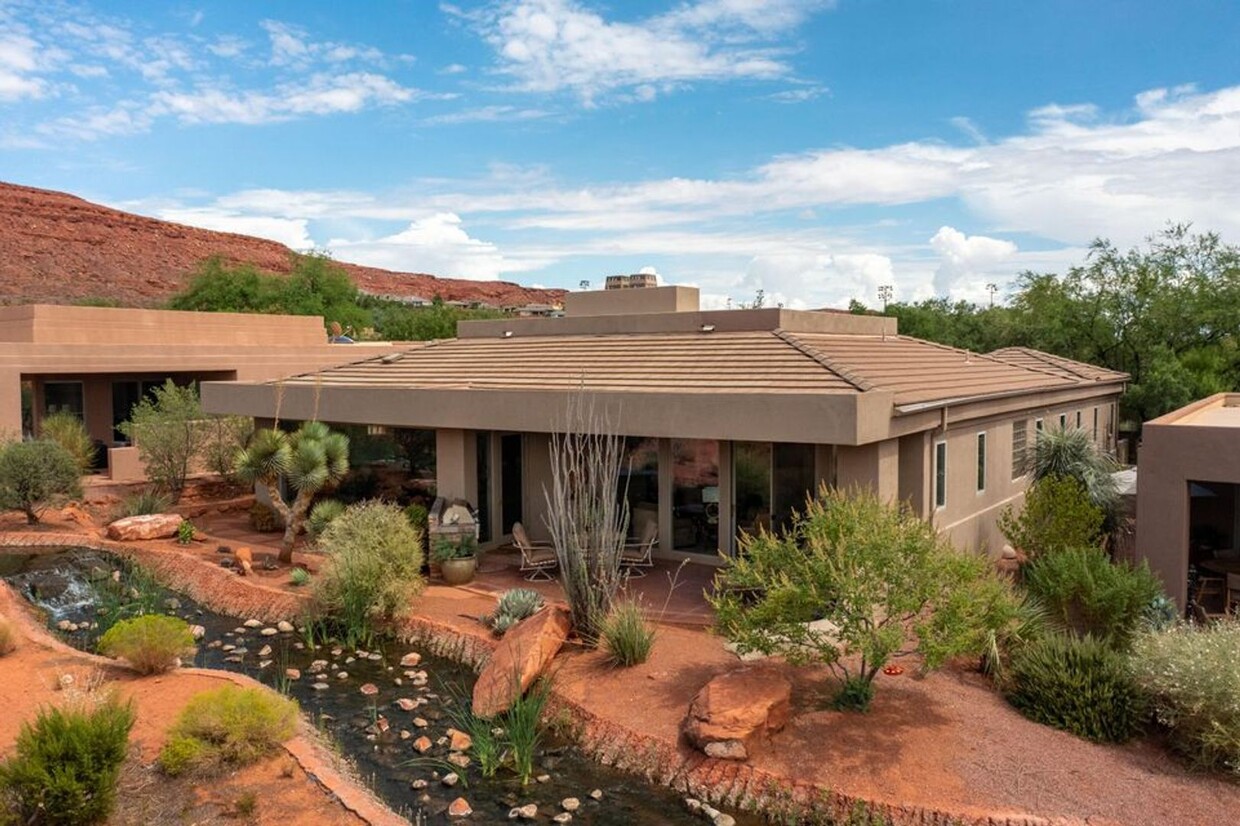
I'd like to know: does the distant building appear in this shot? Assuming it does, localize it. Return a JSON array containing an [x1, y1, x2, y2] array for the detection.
[[604, 273, 658, 290]]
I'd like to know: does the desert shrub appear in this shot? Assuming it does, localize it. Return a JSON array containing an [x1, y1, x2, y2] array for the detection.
[[1005, 633, 1145, 743], [484, 588, 544, 635], [119, 380, 207, 501], [176, 519, 195, 545], [1132, 619, 1240, 774], [404, 502, 429, 531], [40, 411, 95, 474], [200, 415, 253, 481], [306, 498, 346, 539], [1022, 546, 1163, 649], [289, 567, 310, 587], [312, 501, 424, 646], [0, 696, 135, 825], [0, 616, 15, 656], [97, 615, 195, 675], [598, 600, 656, 666], [711, 486, 1020, 710], [248, 501, 284, 532], [998, 475, 1105, 557], [159, 685, 298, 777], [0, 440, 83, 524], [114, 488, 172, 519]]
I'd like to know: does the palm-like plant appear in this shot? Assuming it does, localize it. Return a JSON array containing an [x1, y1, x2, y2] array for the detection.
[[1029, 426, 1119, 518], [234, 421, 349, 562]]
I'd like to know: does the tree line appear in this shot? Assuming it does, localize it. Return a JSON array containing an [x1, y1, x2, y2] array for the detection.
[[851, 226, 1240, 426]]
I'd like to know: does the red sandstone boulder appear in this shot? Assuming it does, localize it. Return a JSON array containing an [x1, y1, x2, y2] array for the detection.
[[472, 606, 570, 718], [106, 513, 183, 541], [683, 668, 792, 760], [233, 546, 254, 576]]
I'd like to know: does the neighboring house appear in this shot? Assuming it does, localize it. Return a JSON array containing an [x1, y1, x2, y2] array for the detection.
[[201, 286, 1126, 560], [0, 304, 404, 479], [1135, 393, 1240, 608]]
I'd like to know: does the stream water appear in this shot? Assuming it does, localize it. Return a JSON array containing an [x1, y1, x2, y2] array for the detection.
[[2, 549, 761, 826]]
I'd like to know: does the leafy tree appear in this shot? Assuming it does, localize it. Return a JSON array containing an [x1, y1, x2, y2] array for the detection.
[[710, 486, 1022, 710], [998, 475, 1105, 557], [233, 421, 349, 562], [39, 411, 95, 474], [0, 440, 82, 523], [119, 380, 206, 502]]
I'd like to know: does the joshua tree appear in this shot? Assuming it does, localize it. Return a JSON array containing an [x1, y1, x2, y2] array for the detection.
[[543, 394, 629, 642], [234, 421, 349, 562]]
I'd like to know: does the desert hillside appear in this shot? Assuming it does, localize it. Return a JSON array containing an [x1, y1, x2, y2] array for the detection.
[[0, 182, 563, 308]]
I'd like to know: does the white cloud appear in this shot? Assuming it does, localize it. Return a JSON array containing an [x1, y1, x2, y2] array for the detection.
[[327, 213, 552, 280], [929, 226, 1017, 298], [148, 73, 416, 125], [457, 0, 822, 105], [0, 34, 48, 100], [157, 207, 315, 250], [421, 104, 551, 125]]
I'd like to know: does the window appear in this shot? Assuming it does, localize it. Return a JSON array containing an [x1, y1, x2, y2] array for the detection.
[[43, 381, 84, 419], [1093, 407, 1099, 440], [1011, 420, 1027, 480], [1076, 410, 1082, 428], [934, 440, 947, 509], [1035, 418, 1044, 433], [976, 432, 987, 493], [1059, 413, 1067, 429]]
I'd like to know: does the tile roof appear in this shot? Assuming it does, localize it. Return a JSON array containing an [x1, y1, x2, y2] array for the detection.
[[274, 330, 1124, 407], [989, 347, 1129, 383]]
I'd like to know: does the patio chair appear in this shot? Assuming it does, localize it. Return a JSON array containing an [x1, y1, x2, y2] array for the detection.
[[621, 520, 658, 577], [1193, 575, 1226, 610], [513, 522, 558, 581]]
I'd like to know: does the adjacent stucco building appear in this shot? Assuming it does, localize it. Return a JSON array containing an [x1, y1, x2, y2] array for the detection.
[[202, 286, 1126, 560], [1135, 393, 1240, 608]]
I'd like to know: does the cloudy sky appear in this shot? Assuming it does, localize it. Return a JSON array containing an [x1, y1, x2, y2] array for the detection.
[[2, 0, 1238, 308]]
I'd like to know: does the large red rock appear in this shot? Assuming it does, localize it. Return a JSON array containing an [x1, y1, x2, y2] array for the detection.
[[683, 668, 792, 760], [106, 513, 184, 541], [471, 606, 570, 718]]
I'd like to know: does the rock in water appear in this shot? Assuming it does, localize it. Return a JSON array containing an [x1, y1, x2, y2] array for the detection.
[[472, 606, 570, 718], [448, 797, 472, 817]]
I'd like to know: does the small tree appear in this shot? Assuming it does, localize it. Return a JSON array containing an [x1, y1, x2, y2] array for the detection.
[[542, 394, 629, 642], [234, 421, 349, 563], [119, 380, 206, 501], [711, 486, 1018, 710], [0, 441, 82, 524], [998, 475, 1105, 557], [40, 412, 95, 474], [200, 415, 253, 482]]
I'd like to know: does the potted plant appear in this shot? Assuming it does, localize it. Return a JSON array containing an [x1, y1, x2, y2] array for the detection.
[[433, 534, 478, 586]]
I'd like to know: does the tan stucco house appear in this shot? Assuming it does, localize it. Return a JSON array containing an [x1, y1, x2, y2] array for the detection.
[[1135, 393, 1240, 608], [0, 304, 403, 479], [201, 286, 1126, 560]]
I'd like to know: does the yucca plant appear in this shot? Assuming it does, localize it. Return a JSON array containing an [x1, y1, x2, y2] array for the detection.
[[233, 422, 349, 562], [1029, 426, 1119, 519]]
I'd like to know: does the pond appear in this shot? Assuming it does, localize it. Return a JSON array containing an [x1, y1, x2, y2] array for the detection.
[[3, 549, 760, 826]]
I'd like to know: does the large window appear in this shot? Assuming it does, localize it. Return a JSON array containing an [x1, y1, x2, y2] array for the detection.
[[772, 443, 815, 531], [976, 432, 987, 493], [934, 440, 947, 509], [733, 442, 815, 539], [1011, 420, 1027, 480], [619, 437, 659, 541], [671, 439, 719, 553], [44, 381, 84, 419]]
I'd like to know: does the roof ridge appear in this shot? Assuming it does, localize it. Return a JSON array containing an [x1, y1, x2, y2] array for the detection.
[[775, 329, 874, 391], [992, 346, 1112, 382]]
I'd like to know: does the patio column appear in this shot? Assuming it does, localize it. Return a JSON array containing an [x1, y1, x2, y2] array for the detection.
[[836, 438, 899, 501], [435, 428, 477, 505], [0, 370, 21, 438]]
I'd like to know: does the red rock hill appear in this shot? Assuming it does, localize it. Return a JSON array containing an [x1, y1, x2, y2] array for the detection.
[[0, 182, 564, 308]]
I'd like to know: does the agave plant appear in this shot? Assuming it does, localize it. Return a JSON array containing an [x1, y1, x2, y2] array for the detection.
[[234, 421, 350, 562]]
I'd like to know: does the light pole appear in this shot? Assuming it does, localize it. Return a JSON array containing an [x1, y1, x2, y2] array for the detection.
[[579, 279, 590, 291], [986, 282, 998, 307], [878, 285, 893, 312]]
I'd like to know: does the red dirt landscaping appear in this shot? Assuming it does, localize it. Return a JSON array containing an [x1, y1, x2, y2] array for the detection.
[[3, 505, 1239, 826]]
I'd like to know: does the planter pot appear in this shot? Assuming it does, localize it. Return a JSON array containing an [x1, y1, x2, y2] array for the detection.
[[440, 556, 477, 586]]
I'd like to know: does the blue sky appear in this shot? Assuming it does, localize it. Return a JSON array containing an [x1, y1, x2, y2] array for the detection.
[[2, 0, 1239, 308]]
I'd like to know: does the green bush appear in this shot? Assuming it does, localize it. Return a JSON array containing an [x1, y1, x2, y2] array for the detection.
[[1132, 619, 1240, 774], [0, 440, 83, 524], [40, 412, 96, 474], [312, 501, 425, 646], [598, 600, 656, 666], [159, 686, 298, 777], [289, 567, 310, 587], [176, 519, 195, 545], [0, 616, 15, 656], [248, 501, 284, 532], [1022, 546, 1163, 648], [114, 489, 172, 519], [1005, 634, 1145, 743], [307, 498, 346, 539], [119, 380, 207, 502], [998, 475, 1105, 557], [484, 588, 544, 635], [404, 502, 429, 531], [0, 696, 135, 825], [97, 615, 195, 675]]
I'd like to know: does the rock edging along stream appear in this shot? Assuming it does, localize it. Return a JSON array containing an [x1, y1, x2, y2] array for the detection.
[[0, 574, 405, 826], [0, 533, 1076, 826]]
